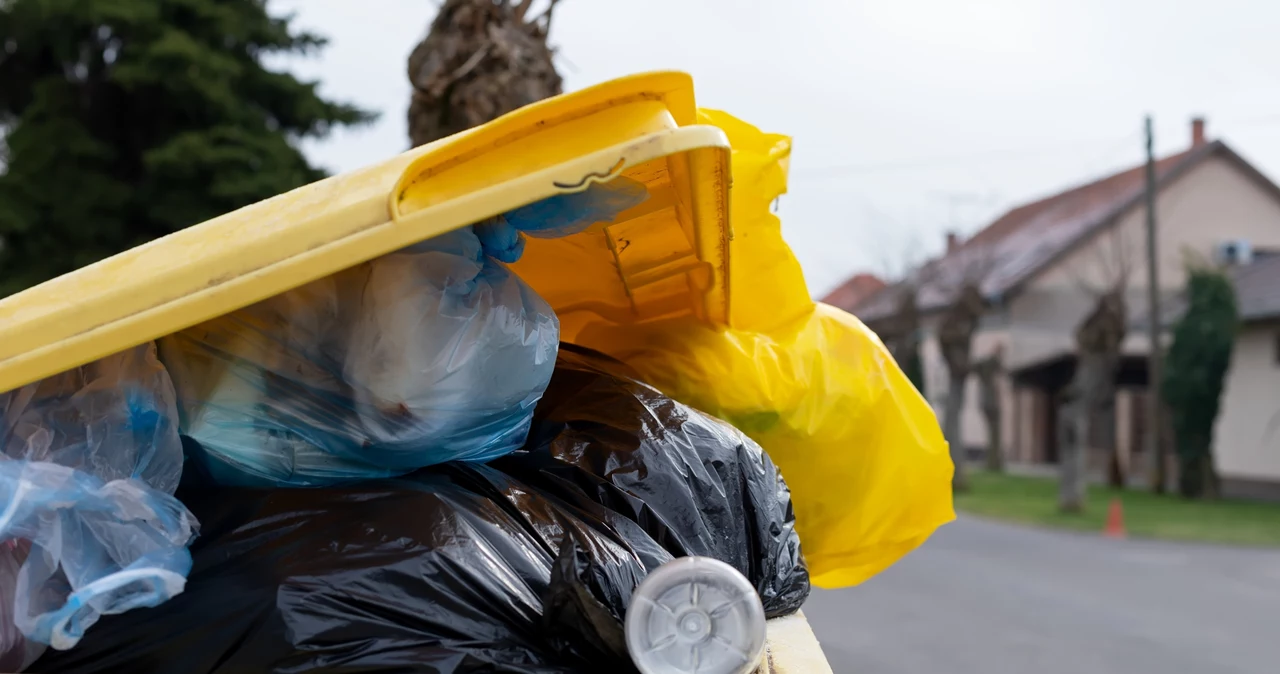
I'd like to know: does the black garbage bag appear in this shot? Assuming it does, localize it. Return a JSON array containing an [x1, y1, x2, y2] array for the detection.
[[30, 465, 661, 674], [31, 345, 808, 673], [494, 344, 810, 618]]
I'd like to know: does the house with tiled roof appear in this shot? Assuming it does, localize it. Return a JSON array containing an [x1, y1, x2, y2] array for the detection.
[[1136, 253, 1280, 498], [849, 118, 1280, 488]]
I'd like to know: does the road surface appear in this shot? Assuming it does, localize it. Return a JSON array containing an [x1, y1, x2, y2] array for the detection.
[[803, 516, 1280, 674]]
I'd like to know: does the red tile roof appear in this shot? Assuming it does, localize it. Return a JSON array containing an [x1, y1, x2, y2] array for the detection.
[[959, 151, 1192, 252], [820, 273, 886, 312]]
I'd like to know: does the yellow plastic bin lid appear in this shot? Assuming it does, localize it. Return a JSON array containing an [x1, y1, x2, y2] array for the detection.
[[0, 72, 731, 393]]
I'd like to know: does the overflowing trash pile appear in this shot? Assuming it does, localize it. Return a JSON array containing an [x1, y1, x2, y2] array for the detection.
[[0, 181, 809, 674], [0, 99, 954, 673], [25, 344, 808, 674]]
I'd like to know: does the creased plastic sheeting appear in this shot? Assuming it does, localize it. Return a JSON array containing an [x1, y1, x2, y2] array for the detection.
[[159, 225, 560, 487], [1, 541, 45, 672], [31, 466, 666, 674], [573, 110, 955, 589], [496, 344, 809, 617], [475, 176, 650, 263], [0, 344, 196, 653], [0, 463, 196, 651]]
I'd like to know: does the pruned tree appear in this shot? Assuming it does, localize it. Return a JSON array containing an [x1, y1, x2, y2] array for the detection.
[[408, 0, 564, 147], [893, 288, 926, 394], [1059, 226, 1134, 512], [937, 279, 986, 492], [871, 279, 926, 393], [869, 235, 931, 394], [1059, 290, 1126, 511], [1162, 266, 1237, 499], [870, 233, 995, 491], [932, 243, 996, 491], [974, 346, 1005, 473]]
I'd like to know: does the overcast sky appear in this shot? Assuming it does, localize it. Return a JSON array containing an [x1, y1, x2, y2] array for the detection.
[[270, 0, 1280, 298]]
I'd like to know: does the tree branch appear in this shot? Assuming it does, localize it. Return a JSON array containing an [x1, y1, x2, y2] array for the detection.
[[513, 0, 535, 21], [1111, 226, 1135, 292], [423, 44, 492, 98], [533, 0, 562, 33], [1069, 253, 1103, 297]]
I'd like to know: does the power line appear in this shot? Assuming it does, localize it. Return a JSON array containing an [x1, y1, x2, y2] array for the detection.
[[1224, 113, 1280, 129], [789, 114, 1280, 182], [1075, 129, 1144, 181], [789, 135, 1138, 179]]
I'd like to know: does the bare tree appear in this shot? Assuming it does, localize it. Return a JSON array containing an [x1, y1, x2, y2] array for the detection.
[[875, 280, 925, 391], [868, 234, 997, 491], [937, 280, 986, 492], [974, 346, 1005, 473], [408, 0, 563, 147], [1059, 290, 1126, 511], [1059, 226, 1134, 512], [866, 235, 930, 393]]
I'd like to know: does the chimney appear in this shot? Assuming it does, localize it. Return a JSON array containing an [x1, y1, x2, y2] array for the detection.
[[946, 231, 960, 253], [1191, 117, 1206, 148]]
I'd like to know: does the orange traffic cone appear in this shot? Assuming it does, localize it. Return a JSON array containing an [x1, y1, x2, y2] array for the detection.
[[1104, 498, 1127, 539]]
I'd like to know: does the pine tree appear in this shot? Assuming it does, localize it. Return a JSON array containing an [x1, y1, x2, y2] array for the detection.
[[0, 0, 376, 296]]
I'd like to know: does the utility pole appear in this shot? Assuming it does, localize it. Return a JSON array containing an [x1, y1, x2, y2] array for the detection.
[[1144, 116, 1165, 493]]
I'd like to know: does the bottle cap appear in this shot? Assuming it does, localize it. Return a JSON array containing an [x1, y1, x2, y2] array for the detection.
[[626, 556, 767, 674]]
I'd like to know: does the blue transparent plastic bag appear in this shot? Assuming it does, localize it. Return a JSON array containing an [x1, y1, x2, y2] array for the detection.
[[159, 226, 557, 488], [473, 177, 649, 262], [158, 181, 645, 489], [0, 344, 196, 653]]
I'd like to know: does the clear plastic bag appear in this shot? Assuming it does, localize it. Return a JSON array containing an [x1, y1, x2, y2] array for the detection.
[[160, 227, 558, 487], [1, 344, 185, 490], [1, 540, 45, 672], [0, 344, 196, 652], [160, 180, 646, 489], [343, 228, 560, 461]]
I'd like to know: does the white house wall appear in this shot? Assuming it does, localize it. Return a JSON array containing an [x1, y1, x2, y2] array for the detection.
[[1213, 322, 1280, 482]]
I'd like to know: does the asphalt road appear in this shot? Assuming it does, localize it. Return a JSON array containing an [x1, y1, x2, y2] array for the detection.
[[803, 516, 1280, 674]]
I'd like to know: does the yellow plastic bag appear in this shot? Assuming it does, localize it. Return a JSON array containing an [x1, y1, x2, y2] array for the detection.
[[574, 109, 954, 588]]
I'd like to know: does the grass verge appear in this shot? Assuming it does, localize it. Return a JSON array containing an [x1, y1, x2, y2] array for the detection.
[[954, 471, 1280, 546]]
